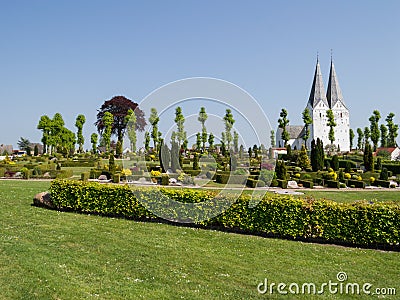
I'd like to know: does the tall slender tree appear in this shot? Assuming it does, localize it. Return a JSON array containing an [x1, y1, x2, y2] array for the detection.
[[198, 107, 208, 151], [233, 131, 239, 153], [386, 112, 399, 147], [126, 109, 137, 152], [102, 112, 113, 153], [270, 130, 275, 148], [369, 110, 381, 151], [174, 107, 186, 147], [90, 133, 98, 154], [75, 114, 86, 153], [302, 108, 313, 148], [278, 108, 290, 146], [326, 109, 336, 144], [149, 108, 160, 151], [357, 128, 364, 150], [144, 132, 150, 152], [223, 109, 235, 150], [364, 127, 370, 145], [37, 115, 51, 154], [208, 133, 214, 151], [349, 129, 355, 151], [380, 124, 388, 148], [196, 132, 202, 150]]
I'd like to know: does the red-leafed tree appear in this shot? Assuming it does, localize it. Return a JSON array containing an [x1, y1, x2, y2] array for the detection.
[[95, 96, 146, 156]]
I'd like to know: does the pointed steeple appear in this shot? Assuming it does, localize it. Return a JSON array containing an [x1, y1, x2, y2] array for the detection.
[[308, 57, 329, 108], [326, 58, 345, 108]]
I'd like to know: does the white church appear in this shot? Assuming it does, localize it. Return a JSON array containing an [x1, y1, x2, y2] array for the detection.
[[276, 57, 350, 152]]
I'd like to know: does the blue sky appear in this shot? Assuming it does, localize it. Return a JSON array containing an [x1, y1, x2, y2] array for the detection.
[[1, 0, 399, 149]]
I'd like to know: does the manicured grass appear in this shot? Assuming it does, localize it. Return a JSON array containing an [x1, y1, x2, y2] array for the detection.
[[302, 190, 400, 203], [0, 180, 399, 299]]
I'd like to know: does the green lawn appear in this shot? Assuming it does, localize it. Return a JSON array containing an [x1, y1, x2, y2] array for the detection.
[[302, 190, 400, 203], [0, 180, 399, 299]]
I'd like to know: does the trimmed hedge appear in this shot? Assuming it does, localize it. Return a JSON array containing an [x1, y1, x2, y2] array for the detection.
[[326, 180, 340, 189], [372, 179, 391, 188], [347, 179, 365, 188], [48, 180, 400, 248], [215, 174, 247, 185], [277, 179, 288, 189], [299, 180, 313, 188], [382, 164, 400, 175]]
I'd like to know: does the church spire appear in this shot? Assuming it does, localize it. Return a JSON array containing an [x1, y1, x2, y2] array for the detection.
[[308, 58, 328, 108], [326, 57, 345, 108]]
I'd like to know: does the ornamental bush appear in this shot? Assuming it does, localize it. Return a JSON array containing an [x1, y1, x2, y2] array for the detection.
[[48, 180, 400, 248]]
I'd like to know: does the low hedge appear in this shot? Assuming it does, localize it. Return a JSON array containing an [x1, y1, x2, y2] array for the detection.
[[326, 180, 340, 189], [382, 164, 400, 175], [372, 179, 391, 188], [215, 174, 247, 185], [182, 169, 202, 177], [60, 160, 97, 167], [347, 179, 365, 188], [277, 179, 287, 189], [299, 180, 313, 188], [48, 180, 400, 248]]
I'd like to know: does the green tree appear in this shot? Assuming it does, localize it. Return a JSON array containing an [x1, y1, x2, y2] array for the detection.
[[149, 108, 160, 151], [17, 137, 31, 154], [102, 112, 113, 153], [331, 155, 339, 171], [363, 143, 374, 172], [49, 113, 65, 154], [302, 108, 313, 148], [248, 147, 252, 158], [144, 131, 150, 152], [386, 113, 399, 147], [90, 133, 98, 154], [270, 130, 275, 148], [297, 145, 310, 170], [376, 156, 382, 171], [275, 160, 287, 180], [369, 110, 381, 151], [193, 152, 200, 170], [95, 96, 146, 157], [357, 128, 364, 150], [75, 114, 86, 153], [174, 107, 186, 147], [326, 109, 336, 144], [233, 131, 239, 153], [33, 144, 39, 156], [278, 108, 290, 146], [196, 132, 202, 150], [208, 133, 214, 151], [380, 167, 388, 181], [126, 109, 137, 152], [349, 129, 355, 150], [311, 138, 324, 171], [198, 107, 208, 151], [364, 127, 370, 144], [380, 124, 388, 148], [223, 109, 235, 150], [239, 144, 244, 159], [59, 127, 76, 157], [37, 115, 51, 154]]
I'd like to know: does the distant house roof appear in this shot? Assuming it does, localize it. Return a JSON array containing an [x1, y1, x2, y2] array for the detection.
[[376, 147, 398, 154]]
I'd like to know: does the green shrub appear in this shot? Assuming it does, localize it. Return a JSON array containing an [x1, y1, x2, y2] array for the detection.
[[382, 164, 400, 175], [372, 179, 391, 188], [49, 180, 400, 247], [81, 172, 90, 181], [277, 179, 288, 189], [326, 180, 340, 189], [246, 178, 257, 188], [347, 179, 365, 188], [0, 167, 6, 177], [299, 180, 313, 188], [161, 174, 169, 186], [215, 174, 247, 185], [113, 174, 120, 183]]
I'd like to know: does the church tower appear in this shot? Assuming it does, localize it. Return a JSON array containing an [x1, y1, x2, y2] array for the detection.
[[306, 58, 330, 149], [326, 58, 350, 151]]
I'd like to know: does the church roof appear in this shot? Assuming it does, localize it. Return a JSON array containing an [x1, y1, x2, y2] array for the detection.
[[308, 59, 329, 108], [285, 125, 305, 139], [326, 59, 346, 108]]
